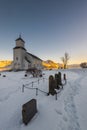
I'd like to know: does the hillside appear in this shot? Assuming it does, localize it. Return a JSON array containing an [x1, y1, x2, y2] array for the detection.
[[0, 60, 13, 71], [0, 60, 12, 67], [42, 60, 59, 69]]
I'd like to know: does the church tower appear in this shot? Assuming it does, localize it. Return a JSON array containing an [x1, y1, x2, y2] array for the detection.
[[13, 35, 26, 70]]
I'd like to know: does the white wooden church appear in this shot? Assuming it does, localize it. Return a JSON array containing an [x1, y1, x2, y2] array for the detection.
[[13, 36, 43, 71]]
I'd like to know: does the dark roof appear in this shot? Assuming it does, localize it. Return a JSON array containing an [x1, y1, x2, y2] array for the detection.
[[27, 52, 43, 61], [13, 46, 26, 51], [15, 37, 25, 43], [25, 56, 31, 63]]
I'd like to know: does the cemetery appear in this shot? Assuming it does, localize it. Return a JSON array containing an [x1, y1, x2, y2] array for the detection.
[[21, 71, 67, 125], [0, 69, 86, 130]]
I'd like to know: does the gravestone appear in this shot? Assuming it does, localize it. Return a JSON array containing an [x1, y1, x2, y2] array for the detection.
[[22, 99, 37, 125], [48, 75, 56, 95], [55, 74, 60, 89], [58, 72, 62, 85], [55, 72, 63, 89]]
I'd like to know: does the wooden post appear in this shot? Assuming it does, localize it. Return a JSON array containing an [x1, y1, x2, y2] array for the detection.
[[63, 73, 67, 84], [36, 88, 38, 96], [55, 93, 57, 100], [22, 85, 25, 92], [43, 77, 45, 82], [38, 79, 39, 84], [32, 82, 33, 87]]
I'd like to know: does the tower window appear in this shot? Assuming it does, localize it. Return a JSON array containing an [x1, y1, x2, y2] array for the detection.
[[16, 57, 18, 61]]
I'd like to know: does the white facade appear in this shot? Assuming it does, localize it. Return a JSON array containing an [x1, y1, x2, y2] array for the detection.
[[13, 36, 42, 70]]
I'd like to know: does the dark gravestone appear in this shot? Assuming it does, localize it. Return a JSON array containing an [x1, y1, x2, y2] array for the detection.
[[58, 72, 63, 88], [22, 99, 37, 125], [48, 75, 56, 95], [55, 74, 60, 89]]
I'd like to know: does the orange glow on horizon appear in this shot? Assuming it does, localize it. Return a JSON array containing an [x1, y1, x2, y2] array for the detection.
[[0, 60, 12, 68]]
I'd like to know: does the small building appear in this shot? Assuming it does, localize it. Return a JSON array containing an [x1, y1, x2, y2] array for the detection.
[[13, 36, 43, 71]]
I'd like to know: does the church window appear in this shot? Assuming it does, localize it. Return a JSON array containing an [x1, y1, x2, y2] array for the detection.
[[16, 57, 18, 61]]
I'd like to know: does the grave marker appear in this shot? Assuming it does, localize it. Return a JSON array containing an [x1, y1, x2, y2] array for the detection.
[[22, 99, 37, 125], [48, 75, 56, 95]]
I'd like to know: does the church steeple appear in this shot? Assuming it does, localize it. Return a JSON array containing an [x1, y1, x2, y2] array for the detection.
[[15, 34, 25, 43], [19, 33, 21, 38], [15, 35, 25, 48]]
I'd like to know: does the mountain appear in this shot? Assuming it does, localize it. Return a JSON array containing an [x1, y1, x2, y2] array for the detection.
[[42, 60, 59, 69], [0, 60, 12, 68], [0, 60, 13, 71], [42, 60, 80, 69]]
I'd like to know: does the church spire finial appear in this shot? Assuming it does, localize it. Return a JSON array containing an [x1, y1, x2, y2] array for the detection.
[[19, 33, 21, 38]]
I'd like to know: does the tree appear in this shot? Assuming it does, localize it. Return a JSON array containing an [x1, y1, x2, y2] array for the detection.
[[80, 62, 87, 68], [61, 52, 70, 69]]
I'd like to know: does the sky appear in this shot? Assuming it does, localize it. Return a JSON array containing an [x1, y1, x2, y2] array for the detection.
[[0, 0, 87, 64]]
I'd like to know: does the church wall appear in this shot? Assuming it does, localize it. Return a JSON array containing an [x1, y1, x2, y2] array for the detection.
[[13, 48, 26, 70], [31, 57, 42, 69]]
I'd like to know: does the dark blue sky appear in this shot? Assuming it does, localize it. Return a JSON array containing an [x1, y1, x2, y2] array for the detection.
[[0, 0, 87, 64]]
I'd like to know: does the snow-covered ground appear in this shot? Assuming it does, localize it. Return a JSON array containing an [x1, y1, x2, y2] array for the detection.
[[0, 69, 87, 130]]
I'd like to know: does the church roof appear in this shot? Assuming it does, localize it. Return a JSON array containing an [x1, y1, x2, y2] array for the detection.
[[13, 46, 26, 51], [15, 37, 25, 43], [25, 56, 31, 63], [27, 52, 43, 61]]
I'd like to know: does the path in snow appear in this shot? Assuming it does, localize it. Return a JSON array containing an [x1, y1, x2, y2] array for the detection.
[[62, 69, 86, 130]]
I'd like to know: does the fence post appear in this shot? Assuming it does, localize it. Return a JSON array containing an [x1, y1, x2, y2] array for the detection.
[[22, 84, 25, 92], [36, 88, 38, 96], [55, 93, 57, 100], [63, 73, 67, 84], [32, 82, 33, 87], [38, 79, 39, 84], [43, 77, 45, 82]]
